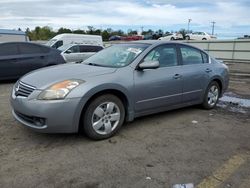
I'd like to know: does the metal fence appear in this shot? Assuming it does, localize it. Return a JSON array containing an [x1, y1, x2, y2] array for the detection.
[[36, 39, 250, 63], [185, 39, 250, 63]]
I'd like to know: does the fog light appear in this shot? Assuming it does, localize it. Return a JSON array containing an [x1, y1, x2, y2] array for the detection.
[[33, 117, 46, 126]]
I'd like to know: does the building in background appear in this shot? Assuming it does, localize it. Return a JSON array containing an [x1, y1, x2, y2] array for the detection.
[[0, 29, 29, 43]]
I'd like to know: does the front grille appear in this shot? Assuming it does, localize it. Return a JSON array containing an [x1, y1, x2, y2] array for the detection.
[[15, 81, 36, 97]]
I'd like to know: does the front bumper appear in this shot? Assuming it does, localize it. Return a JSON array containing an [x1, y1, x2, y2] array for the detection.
[[10, 89, 86, 133]]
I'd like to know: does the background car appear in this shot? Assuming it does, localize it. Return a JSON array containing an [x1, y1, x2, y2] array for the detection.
[[143, 34, 153, 40], [185, 32, 217, 40], [0, 42, 65, 80], [109, 35, 122, 41], [121, 35, 144, 41], [59, 44, 104, 63], [158, 33, 183, 40], [11, 41, 229, 140]]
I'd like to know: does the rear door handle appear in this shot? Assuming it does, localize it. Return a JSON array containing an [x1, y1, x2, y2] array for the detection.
[[173, 74, 182, 79], [205, 68, 212, 73]]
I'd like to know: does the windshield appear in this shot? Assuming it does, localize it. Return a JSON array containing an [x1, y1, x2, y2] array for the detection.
[[84, 43, 149, 68], [46, 39, 57, 46]]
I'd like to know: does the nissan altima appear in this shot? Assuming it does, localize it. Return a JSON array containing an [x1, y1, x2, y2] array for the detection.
[[10, 41, 229, 140]]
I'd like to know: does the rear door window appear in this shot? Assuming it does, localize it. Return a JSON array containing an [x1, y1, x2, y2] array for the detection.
[[68, 45, 80, 53], [80, 45, 103, 52], [18, 43, 43, 54], [180, 46, 203, 65], [40, 46, 50, 53], [0, 43, 19, 56], [201, 52, 209, 63], [91, 46, 103, 52]]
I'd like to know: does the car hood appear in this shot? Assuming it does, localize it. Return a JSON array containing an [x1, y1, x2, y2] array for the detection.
[[20, 63, 117, 89]]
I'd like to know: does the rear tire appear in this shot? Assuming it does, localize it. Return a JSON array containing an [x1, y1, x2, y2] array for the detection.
[[82, 94, 125, 140], [202, 81, 220, 109]]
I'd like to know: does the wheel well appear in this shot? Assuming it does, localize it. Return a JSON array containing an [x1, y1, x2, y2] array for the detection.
[[212, 79, 223, 96], [78, 89, 129, 132]]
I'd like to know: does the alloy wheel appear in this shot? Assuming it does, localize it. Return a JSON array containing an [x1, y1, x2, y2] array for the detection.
[[91, 102, 120, 135], [207, 85, 219, 106]]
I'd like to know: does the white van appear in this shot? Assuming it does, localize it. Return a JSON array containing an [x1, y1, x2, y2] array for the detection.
[[46, 34, 103, 49], [0, 29, 29, 43]]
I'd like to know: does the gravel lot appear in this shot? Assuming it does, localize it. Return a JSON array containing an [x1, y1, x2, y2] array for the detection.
[[0, 63, 250, 188]]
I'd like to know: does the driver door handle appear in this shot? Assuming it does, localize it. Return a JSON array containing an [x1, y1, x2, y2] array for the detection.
[[205, 68, 212, 73], [173, 74, 182, 79]]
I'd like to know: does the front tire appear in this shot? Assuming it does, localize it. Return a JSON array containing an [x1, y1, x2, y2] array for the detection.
[[83, 94, 125, 140], [202, 81, 220, 109]]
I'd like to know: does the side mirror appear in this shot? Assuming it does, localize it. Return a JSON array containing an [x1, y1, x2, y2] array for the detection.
[[138, 61, 160, 70], [65, 49, 72, 54]]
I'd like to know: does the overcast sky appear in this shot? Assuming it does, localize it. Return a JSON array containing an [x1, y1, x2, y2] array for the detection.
[[0, 0, 250, 38]]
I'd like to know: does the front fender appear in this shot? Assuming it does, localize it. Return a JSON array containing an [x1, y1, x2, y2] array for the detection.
[[72, 83, 135, 132]]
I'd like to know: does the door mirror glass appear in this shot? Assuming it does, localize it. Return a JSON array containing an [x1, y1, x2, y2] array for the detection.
[[139, 61, 160, 70]]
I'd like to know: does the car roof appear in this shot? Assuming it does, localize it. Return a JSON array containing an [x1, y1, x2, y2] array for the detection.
[[0, 41, 48, 47], [0, 42, 59, 52], [115, 40, 208, 54], [62, 43, 103, 47]]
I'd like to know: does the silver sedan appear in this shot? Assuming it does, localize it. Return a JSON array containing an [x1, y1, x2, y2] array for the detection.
[[10, 41, 229, 140]]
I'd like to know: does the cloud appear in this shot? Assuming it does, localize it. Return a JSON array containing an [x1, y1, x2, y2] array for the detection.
[[0, 0, 249, 34]]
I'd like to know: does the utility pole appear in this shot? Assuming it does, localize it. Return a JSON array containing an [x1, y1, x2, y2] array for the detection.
[[141, 26, 144, 35], [211, 21, 216, 35], [187, 19, 192, 33]]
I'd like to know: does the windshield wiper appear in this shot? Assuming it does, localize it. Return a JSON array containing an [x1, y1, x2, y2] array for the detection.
[[75, 60, 83, 64], [84, 62, 104, 67]]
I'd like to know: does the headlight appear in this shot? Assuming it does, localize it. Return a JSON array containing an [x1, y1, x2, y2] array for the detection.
[[38, 80, 85, 100]]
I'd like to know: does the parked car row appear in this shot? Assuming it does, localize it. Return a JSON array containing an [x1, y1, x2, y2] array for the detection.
[[109, 32, 217, 42], [0, 34, 105, 80], [109, 35, 144, 41], [159, 32, 217, 41]]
